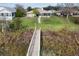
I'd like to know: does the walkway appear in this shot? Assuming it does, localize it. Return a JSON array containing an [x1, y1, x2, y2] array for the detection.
[[26, 16, 41, 56], [26, 28, 40, 56]]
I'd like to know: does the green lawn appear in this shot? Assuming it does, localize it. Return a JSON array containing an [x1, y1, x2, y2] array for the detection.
[[40, 16, 79, 31], [20, 17, 37, 29], [15, 16, 79, 31]]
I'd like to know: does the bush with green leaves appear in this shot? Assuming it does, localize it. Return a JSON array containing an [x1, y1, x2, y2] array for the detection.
[[69, 16, 79, 24], [9, 18, 22, 31]]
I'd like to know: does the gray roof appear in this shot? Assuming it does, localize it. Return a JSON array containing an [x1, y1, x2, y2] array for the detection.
[[0, 6, 16, 12]]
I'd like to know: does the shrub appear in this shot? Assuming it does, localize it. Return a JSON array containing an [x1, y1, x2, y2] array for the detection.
[[69, 16, 79, 24], [9, 17, 22, 31]]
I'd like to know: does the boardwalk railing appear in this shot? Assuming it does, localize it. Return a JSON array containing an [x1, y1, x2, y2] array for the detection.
[[26, 27, 41, 56]]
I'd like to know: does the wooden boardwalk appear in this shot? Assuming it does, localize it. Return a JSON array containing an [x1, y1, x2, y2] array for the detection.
[[27, 16, 41, 56], [26, 28, 41, 56]]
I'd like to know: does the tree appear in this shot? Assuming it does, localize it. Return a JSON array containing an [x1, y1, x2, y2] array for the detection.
[[64, 3, 74, 7], [57, 3, 74, 7], [9, 17, 22, 31], [27, 6, 32, 11], [66, 4, 73, 20], [32, 8, 40, 17], [15, 4, 26, 17], [52, 6, 60, 11], [43, 6, 53, 10], [43, 5, 61, 11], [62, 3, 74, 20]]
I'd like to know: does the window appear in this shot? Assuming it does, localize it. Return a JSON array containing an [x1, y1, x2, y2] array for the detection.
[[8, 13, 11, 16], [12, 13, 14, 16], [6, 13, 8, 16], [1, 13, 4, 16]]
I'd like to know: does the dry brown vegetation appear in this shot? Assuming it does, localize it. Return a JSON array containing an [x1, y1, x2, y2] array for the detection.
[[41, 29, 79, 56], [0, 29, 33, 56]]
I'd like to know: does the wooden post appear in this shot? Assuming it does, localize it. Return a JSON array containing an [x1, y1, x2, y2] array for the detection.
[[1, 23, 4, 33]]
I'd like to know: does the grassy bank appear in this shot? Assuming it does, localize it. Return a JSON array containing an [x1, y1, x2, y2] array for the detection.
[[40, 16, 79, 31], [20, 17, 37, 29]]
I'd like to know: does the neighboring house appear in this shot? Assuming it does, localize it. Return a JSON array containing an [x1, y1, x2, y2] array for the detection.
[[38, 8, 53, 17], [26, 8, 79, 17], [54, 10, 62, 16], [26, 8, 53, 17], [26, 11, 35, 17], [0, 7, 16, 21], [55, 8, 79, 16]]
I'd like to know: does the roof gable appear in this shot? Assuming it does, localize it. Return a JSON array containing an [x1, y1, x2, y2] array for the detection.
[[0, 9, 12, 13], [0, 6, 16, 12]]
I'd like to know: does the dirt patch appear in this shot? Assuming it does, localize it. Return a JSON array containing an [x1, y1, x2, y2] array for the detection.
[[41, 29, 79, 56]]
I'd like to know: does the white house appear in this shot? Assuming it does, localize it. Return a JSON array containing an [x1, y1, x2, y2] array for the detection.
[[0, 7, 16, 21]]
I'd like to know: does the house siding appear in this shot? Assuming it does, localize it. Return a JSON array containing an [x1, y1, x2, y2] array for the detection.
[[0, 9, 15, 20]]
